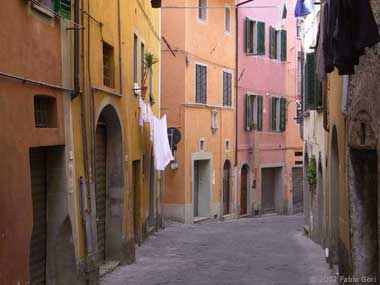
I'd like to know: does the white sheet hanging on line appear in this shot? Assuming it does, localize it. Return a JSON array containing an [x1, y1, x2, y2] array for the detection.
[[152, 115, 174, 170]]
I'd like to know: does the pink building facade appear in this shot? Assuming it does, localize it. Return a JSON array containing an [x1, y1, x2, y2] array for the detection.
[[236, 0, 303, 216]]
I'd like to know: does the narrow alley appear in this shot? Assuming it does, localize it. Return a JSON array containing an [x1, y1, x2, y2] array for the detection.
[[101, 215, 336, 285]]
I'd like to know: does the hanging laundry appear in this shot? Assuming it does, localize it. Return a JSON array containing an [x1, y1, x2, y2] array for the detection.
[[152, 115, 174, 171], [315, 1, 328, 81], [295, 0, 315, 18], [139, 97, 147, 127], [147, 104, 154, 142], [323, 0, 380, 75]]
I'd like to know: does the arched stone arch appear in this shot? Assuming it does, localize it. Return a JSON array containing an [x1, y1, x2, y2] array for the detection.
[[94, 104, 125, 264]]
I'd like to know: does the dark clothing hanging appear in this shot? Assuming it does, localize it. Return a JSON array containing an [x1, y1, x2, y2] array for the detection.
[[317, 0, 380, 76]]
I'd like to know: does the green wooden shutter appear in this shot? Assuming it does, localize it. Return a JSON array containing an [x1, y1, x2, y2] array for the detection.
[[280, 98, 287, 131], [305, 53, 316, 110], [281, 30, 287, 62], [245, 95, 250, 131], [54, 0, 71, 19], [245, 18, 251, 54], [269, 27, 276, 59], [257, 22, 265, 55], [271, 97, 277, 130], [257, 96, 263, 131]]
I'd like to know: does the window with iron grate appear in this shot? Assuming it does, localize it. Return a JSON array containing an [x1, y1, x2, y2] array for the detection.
[[103, 42, 115, 89], [34, 96, 57, 128]]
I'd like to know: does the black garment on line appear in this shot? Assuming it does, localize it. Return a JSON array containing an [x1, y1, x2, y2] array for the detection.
[[322, 0, 380, 76]]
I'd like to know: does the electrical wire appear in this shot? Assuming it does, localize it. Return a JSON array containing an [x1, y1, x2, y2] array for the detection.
[[161, 5, 279, 9]]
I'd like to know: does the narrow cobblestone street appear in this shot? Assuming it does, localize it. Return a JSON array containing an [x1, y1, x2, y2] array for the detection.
[[101, 215, 336, 285]]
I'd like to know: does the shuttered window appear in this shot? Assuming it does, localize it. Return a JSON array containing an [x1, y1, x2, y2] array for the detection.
[[245, 18, 265, 55], [225, 7, 231, 33], [198, 0, 207, 21], [270, 27, 287, 62], [133, 34, 138, 84], [269, 27, 276, 59], [54, 0, 71, 19], [223, 72, 232, 106], [257, 22, 265, 55], [245, 94, 263, 131], [141, 42, 145, 86], [196, 64, 207, 104], [272, 97, 287, 131], [304, 52, 322, 111]]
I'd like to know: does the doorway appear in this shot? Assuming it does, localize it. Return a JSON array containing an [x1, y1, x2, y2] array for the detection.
[[132, 160, 141, 243], [261, 167, 283, 214], [29, 147, 78, 284], [223, 160, 232, 215], [193, 159, 211, 219], [330, 128, 339, 265], [95, 105, 124, 263], [240, 165, 249, 215], [292, 167, 303, 214], [350, 149, 378, 280]]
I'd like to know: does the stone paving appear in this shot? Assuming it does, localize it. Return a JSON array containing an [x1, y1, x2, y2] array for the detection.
[[101, 214, 337, 285]]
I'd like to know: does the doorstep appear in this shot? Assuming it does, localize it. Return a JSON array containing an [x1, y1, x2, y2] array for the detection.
[[99, 260, 120, 277], [193, 216, 209, 223]]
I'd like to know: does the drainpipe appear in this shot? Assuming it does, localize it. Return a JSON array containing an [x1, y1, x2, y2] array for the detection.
[[234, 4, 239, 168], [72, 0, 80, 99], [117, 0, 123, 95]]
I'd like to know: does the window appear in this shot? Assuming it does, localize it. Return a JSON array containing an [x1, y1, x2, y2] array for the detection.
[[141, 42, 145, 86], [225, 139, 231, 152], [54, 0, 71, 19], [245, 94, 263, 131], [34, 96, 57, 128], [296, 20, 302, 39], [271, 97, 287, 131], [198, 0, 207, 22], [195, 64, 207, 104], [211, 109, 218, 133], [200, 138, 206, 151], [223, 71, 232, 106], [37, 0, 53, 9], [245, 18, 265, 55], [103, 42, 115, 88], [225, 7, 231, 33], [297, 51, 302, 99], [270, 27, 287, 61], [133, 34, 138, 84], [149, 66, 154, 103], [304, 52, 322, 111]]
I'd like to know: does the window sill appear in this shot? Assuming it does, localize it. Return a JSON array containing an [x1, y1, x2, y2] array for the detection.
[[32, 3, 55, 18], [197, 18, 208, 24]]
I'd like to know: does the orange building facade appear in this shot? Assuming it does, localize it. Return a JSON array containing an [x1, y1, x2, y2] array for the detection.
[[161, 0, 236, 223]]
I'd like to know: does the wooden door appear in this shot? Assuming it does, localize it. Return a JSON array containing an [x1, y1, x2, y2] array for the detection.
[[240, 166, 248, 215]]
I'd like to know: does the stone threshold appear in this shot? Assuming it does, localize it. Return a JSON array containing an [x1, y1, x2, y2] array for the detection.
[[99, 260, 120, 277]]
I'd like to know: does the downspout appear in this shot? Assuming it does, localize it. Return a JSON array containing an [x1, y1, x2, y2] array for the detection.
[[74, 0, 92, 283], [117, 0, 123, 95], [234, 4, 239, 168]]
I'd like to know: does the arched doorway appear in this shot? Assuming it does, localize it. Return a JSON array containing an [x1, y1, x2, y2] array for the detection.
[[95, 105, 124, 263], [240, 164, 249, 215], [330, 127, 340, 265], [348, 112, 378, 279], [223, 160, 232, 215]]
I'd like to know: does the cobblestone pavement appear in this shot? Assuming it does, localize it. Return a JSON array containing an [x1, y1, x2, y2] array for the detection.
[[101, 214, 337, 285]]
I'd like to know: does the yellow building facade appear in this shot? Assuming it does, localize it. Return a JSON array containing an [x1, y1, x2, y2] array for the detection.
[[70, 0, 162, 280]]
